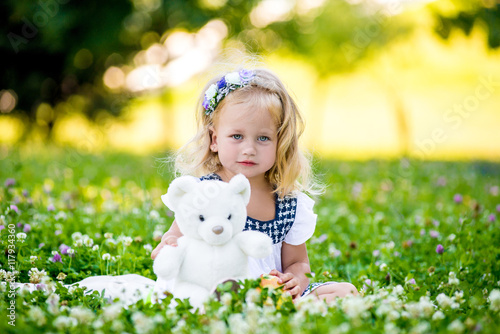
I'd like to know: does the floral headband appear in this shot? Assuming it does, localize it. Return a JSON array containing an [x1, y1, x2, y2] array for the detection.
[[202, 69, 255, 115]]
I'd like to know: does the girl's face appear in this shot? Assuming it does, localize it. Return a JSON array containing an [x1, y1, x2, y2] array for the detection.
[[210, 102, 278, 184]]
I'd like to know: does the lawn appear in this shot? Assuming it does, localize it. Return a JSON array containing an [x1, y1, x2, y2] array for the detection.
[[1, 147, 499, 333]]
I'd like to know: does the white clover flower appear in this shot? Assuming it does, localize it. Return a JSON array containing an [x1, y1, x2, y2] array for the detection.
[[418, 296, 435, 317], [111, 319, 125, 332], [131, 311, 155, 334], [436, 293, 452, 308], [209, 319, 227, 334], [221, 292, 232, 306], [55, 211, 67, 221], [70, 306, 95, 324], [104, 232, 113, 239], [54, 316, 78, 330], [83, 237, 94, 247], [30, 255, 38, 264], [16, 232, 27, 241], [449, 272, 460, 285], [92, 318, 104, 329], [384, 322, 399, 334], [119, 236, 133, 247], [73, 239, 83, 247], [105, 238, 117, 245], [245, 288, 261, 304], [454, 290, 464, 304], [392, 285, 404, 296], [143, 244, 153, 253], [488, 289, 500, 311], [337, 323, 351, 333], [28, 306, 47, 326], [71, 232, 83, 240], [68, 248, 75, 255], [400, 310, 411, 320], [342, 296, 369, 319], [92, 245, 99, 251], [46, 293, 61, 314], [102, 253, 111, 261], [379, 263, 388, 271], [328, 245, 341, 257], [149, 210, 160, 220], [411, 322, 430, 334], [228, 313, 250, 334], [432, 310, 445, 321], [68, 285, 78, 294], [387, 310, 400, 321], [386, 241, 395, 249], [102, 303, 123, 321], [225, 72, 242, 85], [447, 319, 465, 333], [29, 268, 47, 284], [153, 230, 163, 240]]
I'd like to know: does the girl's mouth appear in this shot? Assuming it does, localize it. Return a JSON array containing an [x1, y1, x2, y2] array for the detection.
[[238, 161, 256, 166]]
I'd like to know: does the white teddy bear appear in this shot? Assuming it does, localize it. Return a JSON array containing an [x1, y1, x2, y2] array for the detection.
[[153, 174, 273, 307]]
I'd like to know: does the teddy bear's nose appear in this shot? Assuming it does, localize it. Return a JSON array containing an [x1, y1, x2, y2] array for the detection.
[[212, 226, 224, 235]]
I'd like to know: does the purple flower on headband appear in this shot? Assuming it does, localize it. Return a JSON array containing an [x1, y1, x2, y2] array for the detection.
[[217, 77, 226, 89], [202, 97, 210, 110], [239, 69, 255, 82]]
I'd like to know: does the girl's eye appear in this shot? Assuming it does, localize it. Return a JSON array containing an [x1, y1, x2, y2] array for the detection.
[[199, 215, 205, 222], [232, 134, 242, 140], [258, 136, 270, 142], [227, 214, 232, 220]]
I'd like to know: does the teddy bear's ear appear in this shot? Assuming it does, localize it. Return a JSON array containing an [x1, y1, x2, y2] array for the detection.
[[161, 176, 199, 211], [228, 174, 251, 205]]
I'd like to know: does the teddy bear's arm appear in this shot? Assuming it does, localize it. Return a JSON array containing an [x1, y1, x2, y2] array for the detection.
[[234, 231, 273, 259], [152, 240, 187, 280]]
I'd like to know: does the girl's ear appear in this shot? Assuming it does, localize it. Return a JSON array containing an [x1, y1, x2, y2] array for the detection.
[[209, 126, 218, 152]]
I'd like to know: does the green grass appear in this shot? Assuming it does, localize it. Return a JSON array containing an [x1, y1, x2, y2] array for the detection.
[[1, 147, 499, 333]]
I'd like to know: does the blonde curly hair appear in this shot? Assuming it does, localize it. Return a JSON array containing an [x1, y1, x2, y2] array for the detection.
[[174, 68, 319, 198]]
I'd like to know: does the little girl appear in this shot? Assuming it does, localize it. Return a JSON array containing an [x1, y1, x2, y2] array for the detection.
[[151, 68, 358, 302]]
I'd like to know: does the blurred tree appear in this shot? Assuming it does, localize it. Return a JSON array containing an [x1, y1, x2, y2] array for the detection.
[[247, 0, 414, 155], [431, 0, 500, 49], [0, 0, 260, 138]]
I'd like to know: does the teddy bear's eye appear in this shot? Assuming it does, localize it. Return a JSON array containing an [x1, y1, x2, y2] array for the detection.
[[227, 214, 232, 220], [199, 215, 205, 222]]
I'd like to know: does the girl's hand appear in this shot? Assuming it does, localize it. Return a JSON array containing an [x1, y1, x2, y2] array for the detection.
[[151, 235, 178, 259], [269, 269, 301, 300]]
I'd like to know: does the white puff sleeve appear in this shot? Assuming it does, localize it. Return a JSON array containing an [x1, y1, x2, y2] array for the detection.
[[284, 193, 317, 245]]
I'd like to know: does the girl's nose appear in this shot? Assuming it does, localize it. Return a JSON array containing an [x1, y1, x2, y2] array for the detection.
[[242, 140, 256, 155]]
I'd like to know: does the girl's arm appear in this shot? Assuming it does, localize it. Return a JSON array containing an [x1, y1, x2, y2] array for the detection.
[[151, 220, 183, 259], [271, 242, 311, 300]]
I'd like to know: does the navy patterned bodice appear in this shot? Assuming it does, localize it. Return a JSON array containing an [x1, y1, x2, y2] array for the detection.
[[200, 174, 298, 244]]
